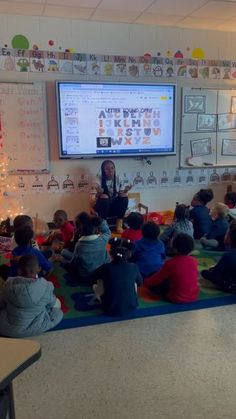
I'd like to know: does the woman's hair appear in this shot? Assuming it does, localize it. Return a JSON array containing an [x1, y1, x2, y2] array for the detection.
[[126, 212, 143, 230], [101, 160, 116, 197], [82, 216, 102, 236], [13, 214, 33, 231], [174, 204, 190, 221], [14, 226, 34, 247], [224, 192, 236, 207], [109, 237, 133, 262], [196, 189, 214, 205]]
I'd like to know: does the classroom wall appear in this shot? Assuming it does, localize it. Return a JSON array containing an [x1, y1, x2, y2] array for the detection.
[[1, 14, 235, 221]]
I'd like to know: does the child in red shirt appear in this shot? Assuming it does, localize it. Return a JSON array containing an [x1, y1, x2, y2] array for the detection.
[[144, 233, 199, 303], [121, 212, 143, 242], [42, 210, 74, 250], [53, 210, 74, 249]]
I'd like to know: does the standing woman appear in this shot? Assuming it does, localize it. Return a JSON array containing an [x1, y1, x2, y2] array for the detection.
[[92, 160, 132, 233]]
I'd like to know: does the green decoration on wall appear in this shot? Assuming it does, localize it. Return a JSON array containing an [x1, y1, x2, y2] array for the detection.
[[11, 35, 29, 50]]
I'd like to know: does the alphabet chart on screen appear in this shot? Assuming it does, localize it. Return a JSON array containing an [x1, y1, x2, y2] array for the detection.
[[57, 82, 176, 158], [0, 82, 49, 173]]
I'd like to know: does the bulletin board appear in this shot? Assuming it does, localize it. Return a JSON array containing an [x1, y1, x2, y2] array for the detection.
[[180, 87, 236, 168], [0, 82, 49, 173]]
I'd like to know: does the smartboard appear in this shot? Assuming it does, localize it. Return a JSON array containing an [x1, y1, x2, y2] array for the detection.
[[0, 82, 49, 173], [180, 87, 236, 168]]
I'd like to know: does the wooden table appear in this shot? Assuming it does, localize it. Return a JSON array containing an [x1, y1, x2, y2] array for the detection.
[[0, 338, 41, 419]]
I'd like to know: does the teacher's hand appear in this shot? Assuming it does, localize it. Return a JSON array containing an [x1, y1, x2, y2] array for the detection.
[[119, 184, 133, 195]]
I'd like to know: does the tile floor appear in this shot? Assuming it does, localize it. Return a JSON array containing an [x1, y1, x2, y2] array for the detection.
[[14, 305, 236, 419]]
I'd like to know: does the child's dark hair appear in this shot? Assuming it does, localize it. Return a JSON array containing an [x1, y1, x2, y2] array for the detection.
[[229, 220, 236, 247], [0, 264, 10, 281], [224, 192, 236, 207], [18, 254, 39, 276], [109, 237, 133, 262], [172, 233, 194, 255], [109, 237, 133, 250], [14, 226, 34, 247], [126, 212, 143, 230], [82, 216, 102, 236], [174, 204, 190, 221], [13, 214, 33, 231], [75, 212, 90, 230], [110, 246, 129, 262], [53, 209, 68, 221], [142, 221, 160, 240], [197, 188, 214, 205]]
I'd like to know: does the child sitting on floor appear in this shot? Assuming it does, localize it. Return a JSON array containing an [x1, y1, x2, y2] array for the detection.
[[190, 188, 214, 239], [224, 191, 236, 220], [131, 221, 165, 279], [12, 214, 40, 249], [66, 215, 111, 285], [201, 220, 236, 293], [11, 226, 52, 277], [0, 254, 63, 337], [144, 233, 199, 303], [43, 210, 74, 252], [93, 238, 142, 316], [160, 204, 193, 249], [121, 212, 143, 242], [200, 203, 229, 250], [61, 211, 90, 261]]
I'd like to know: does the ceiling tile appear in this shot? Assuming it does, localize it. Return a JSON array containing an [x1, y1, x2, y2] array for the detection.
[[147, 0, 208, 16], [91, 9, 139, 23], [135, 13, 184, 25], [44, 5, 94, 19], [47, 0, 100, 7], [0, 1, 44, 15], [191, 1, 236, 18], [176, 16, 228, 29], [98, 0, 154, 12]]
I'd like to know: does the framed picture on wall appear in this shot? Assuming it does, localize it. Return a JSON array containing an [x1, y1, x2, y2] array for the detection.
[[184, 95, 206, 113], [231, 96, 236, 113], [191, 138, 212, 157], [221, 139, 236, 156], [197, 114, 217, 131], [218, 113, 236, 130]]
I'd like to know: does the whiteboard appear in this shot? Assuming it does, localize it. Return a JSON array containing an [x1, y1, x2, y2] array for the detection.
[[180, 87, 236, 168], [0, 82, 49, 173]]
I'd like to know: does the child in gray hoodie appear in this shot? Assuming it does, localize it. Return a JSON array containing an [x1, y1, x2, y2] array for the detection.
[[0, 254, 63, 338]]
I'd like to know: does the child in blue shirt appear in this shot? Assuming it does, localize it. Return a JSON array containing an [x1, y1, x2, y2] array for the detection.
[[190, 188, 213, 239], [131, 221, 165, 278], [11, 226, 52, 276], [200, 203, 229, 250]]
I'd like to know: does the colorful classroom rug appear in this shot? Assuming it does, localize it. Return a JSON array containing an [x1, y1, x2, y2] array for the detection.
[[50, 248, 236, 331]]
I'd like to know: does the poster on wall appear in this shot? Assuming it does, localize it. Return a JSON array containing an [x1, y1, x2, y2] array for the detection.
[[46, 175, 61, 193], [145, 170, 158, 188], [30, 175, 46, 194], [77, 174, 90, 192], [190, 138, 212, 157]]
